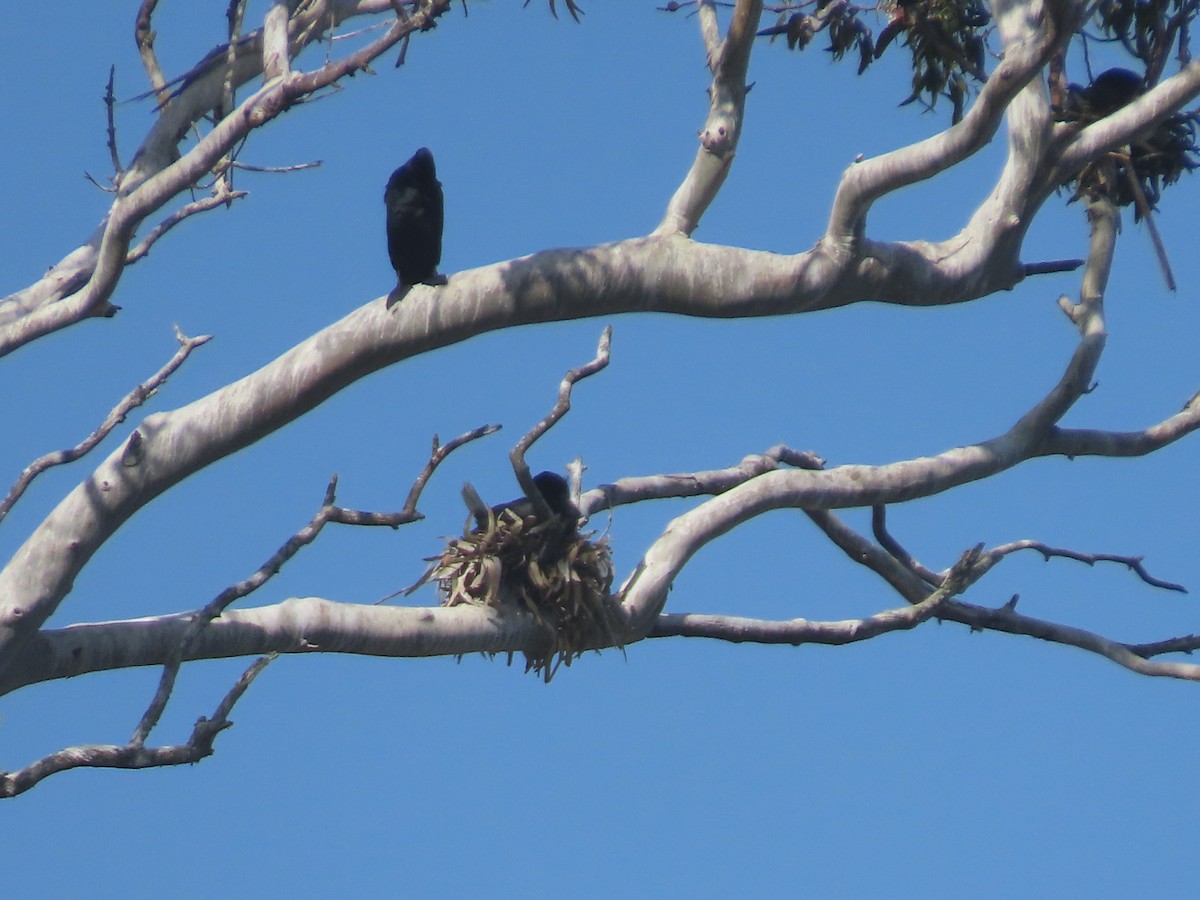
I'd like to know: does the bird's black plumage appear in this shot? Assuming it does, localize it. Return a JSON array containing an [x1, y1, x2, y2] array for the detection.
[[475, 471, 580, 531], [1069, 68, 1144, 119], [384, 147, 443, 292]]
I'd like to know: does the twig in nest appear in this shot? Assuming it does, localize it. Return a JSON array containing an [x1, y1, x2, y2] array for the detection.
[[510, 325, 612, 520]]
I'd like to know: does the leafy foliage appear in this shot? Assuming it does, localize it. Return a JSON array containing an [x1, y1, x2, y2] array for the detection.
[[757, 0, 992, 121], [1058, 69, 1200, 217], [1092, 0, 1197, 80]]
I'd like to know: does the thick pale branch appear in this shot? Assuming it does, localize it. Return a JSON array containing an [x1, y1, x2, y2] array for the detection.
[[654, 0, 763, 236], [0, 602, 547, 696], [1039, 402, 1200, 457], [263, 3, 292, 80]]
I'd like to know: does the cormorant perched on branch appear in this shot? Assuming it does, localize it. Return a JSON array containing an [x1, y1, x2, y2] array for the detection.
[[384, 147, 443, 301]]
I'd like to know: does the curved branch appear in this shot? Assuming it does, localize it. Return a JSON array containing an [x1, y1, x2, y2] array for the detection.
[[511, 325, 611, 517], [0, 178, 1156, 678], [824, 0, 1072, 245], [654, 0, 763, 236], [650, 584, 955, 645]]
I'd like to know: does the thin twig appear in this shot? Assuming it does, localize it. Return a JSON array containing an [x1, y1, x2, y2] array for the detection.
[[332, 422, 502, 526], [126, 192, 248, 264], [133, 416, 496, 743], [105, 65, 122, 175], [134, 0, 170, 109], [510, 325, 612, 518], [871, 504, 943, 587], [651, 544, 983, 644], [1118, 153, 1177, 291], [983, 539, 1187, 592], [0, 329, 210, 525], [0, 654, 273, 799], [229, 160, 322, 174]]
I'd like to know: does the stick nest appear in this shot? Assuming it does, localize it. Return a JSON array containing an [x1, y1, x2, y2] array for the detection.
[[427, 507, 616, 680]]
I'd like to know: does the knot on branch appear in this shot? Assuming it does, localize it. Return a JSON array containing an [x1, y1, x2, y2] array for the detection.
[[700, 121, 734, 154]]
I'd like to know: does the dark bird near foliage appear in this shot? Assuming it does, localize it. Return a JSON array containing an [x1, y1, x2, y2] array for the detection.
[[384, 147, 444, 301], [474, 471, 580, 532], [1070, 68, 1144, 119]]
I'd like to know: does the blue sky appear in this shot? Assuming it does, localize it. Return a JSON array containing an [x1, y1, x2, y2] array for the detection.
[[3, 2, 1199, 896]]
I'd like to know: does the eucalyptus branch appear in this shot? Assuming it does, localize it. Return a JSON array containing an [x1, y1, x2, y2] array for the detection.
[[870, 505, 943, 588], [129, 476, 348, 748], [580, 444, 823, 517], [654, 0, 763, 236], [331, 423, 501, 526], [125, 191, 249, 264], [135, 0, 170, 108], [0, 654, 273, 799], [824, 1, 1066, 245], [979, 540, 1187, 592], [0, 329, 210, 525], [510, 325, 611, 519]]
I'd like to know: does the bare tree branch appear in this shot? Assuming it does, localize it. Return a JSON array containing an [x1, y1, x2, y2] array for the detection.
[[0, 654, 273, 799], [0, 329, 210, 525], [263, 2, 293, 81], [651, 543, 984, 644], [654, 0, 762, 236], [870, 505, 942, 588], [105, 65, 123, 176], [134, 0, 170, 108], [824, 0, 1075, 246], [125, 191, 249, 264], [981, 540, 1187, 592], [334, 423, 502, 526], [511, 326, 611, 518]]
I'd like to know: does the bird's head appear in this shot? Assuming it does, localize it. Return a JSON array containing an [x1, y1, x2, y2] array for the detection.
[[411, 147, 436, 178], [532, 471, 578, 522]]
